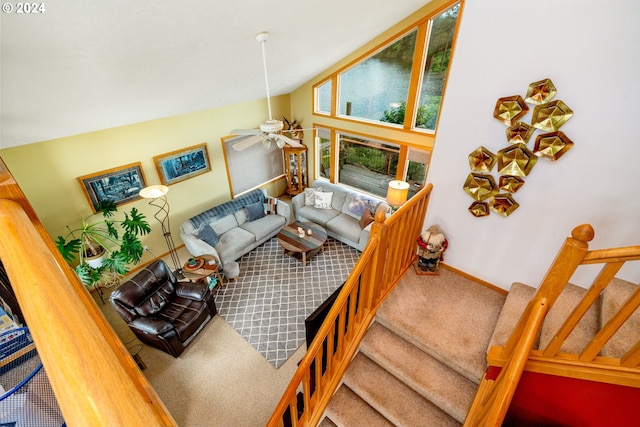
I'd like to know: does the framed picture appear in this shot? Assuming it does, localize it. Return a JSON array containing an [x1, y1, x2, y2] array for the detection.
[[153, 143, 211, 186], [78, 162, 147, 212]]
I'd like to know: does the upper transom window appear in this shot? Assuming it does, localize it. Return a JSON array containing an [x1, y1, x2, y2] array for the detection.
[[314, 1, 460, 134]]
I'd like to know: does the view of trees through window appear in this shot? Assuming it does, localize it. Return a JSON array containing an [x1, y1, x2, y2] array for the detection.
[[338, 29, 417, 123], [332, 2, 459, 132]]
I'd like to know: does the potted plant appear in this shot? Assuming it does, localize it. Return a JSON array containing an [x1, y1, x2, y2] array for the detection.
[[55, 200, 151, 287]]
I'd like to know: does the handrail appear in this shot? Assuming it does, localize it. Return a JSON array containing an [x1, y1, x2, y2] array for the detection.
[[268, 183, 433, 426], [471, 298, 548, 427], [0, 158, 176, 426], [468, 224, 640, 426]]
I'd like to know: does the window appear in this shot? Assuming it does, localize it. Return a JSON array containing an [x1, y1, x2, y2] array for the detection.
[[316, 128, 331, 179], [315, 80, 332, 115], [406, 147, 430, 197], [338, 134, 399, 198], [414, 4, 460, 130], [338, 29, 417, 124], [315, 1, 460, 134], [314, 127, 430, 200]]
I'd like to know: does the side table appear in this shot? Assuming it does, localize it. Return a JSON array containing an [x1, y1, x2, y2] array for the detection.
[[182, 255, 224, 289]]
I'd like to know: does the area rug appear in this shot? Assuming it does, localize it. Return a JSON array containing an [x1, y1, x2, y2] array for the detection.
[[214, 237, 360, 368]]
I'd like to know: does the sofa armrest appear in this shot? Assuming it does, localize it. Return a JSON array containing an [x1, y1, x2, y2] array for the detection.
[[180, 232, 222, 261], [276, 199, 291, 224], [130, 317, 173, 335], [291, 193, 306, 220], [175, 280, 210, 301]]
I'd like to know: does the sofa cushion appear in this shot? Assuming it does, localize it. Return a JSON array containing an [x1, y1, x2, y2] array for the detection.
[[197, 224, 219, 247], [342, 193, 379, 219], [215, 227, 256, 254], [298, 205, 341, 226], [245, 200, 265, 221], [330, 190, 347, 210], [134, 281, 174, 316], [304, 187, 323, 205], [314, 191, 333, 209], [359, 208, 375, 229], [327, 214, 362, 243], [264, 197, 278, 214], [233, 209, 247, 226], [240, 213, 285, 241], [212, 214, 238, 235]]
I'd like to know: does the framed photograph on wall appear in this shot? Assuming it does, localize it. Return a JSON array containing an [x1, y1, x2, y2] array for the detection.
[[153, 143, 211, 186], [78, 162, 147, 212]]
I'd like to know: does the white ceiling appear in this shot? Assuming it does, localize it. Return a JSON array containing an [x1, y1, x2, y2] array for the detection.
[[0, 0, 431, 149]]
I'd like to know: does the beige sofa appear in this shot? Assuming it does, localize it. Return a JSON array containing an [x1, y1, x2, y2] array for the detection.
[[291, 180, 388, 252], [180, 188, 290, 266]]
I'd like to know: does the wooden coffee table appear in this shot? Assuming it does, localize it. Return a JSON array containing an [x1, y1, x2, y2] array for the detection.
[[277, 222, 327, 267]]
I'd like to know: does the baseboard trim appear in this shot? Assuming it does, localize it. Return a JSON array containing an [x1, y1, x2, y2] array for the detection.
[[440, 263, 508, 295]]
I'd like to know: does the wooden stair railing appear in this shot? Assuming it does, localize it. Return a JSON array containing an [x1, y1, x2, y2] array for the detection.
[[0, 158, 177, 426], [466, 224, 640, 426], [267, 183, 433, 427]]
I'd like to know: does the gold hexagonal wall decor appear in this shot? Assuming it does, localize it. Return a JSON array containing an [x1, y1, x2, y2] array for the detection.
[[525, 78, 557, 105], [463, 173, 498, 201], [534, 131, 574, 161], [468, 146, 497, 172], [468, 201, 490, 217], [506, 122, 535, 144], [493, 95, 529, 126], [499, 175, 525, 193], [497, 143, 537, 176], [532, 100, 573, 132], [490, 193, 519, 216]]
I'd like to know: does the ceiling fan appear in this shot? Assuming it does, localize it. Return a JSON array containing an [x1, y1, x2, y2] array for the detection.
[[230, 32, 306, 152]]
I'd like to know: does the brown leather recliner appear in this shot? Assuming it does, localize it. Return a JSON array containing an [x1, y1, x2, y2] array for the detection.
[[109, 260, 217, 357]]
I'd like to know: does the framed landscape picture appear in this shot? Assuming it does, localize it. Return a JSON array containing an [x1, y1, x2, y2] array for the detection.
[[78, 162, 147, 212], [153, 143, 211, 186]]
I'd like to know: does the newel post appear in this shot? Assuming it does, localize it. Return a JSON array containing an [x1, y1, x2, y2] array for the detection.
[[364, 207, 390, 310]]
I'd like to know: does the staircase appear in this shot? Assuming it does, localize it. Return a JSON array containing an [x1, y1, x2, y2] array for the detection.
[[320, 266, 640, 426]]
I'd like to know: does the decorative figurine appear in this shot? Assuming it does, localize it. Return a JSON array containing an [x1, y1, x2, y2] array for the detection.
[[416, 225, 448, 273]]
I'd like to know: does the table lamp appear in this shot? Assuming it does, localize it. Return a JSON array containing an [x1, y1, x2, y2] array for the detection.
[[386, 180, 410, 211]]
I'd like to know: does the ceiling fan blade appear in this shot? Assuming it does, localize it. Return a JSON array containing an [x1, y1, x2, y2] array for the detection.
[[230, 128, 260, 135], [232, 134, 266, 151], [275, 133, 302, 148], [282, 127, 317, 133]]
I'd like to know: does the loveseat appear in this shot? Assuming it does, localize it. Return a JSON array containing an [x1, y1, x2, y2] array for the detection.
[[291, 180, 388, 252], [180, 188, 290, 266]]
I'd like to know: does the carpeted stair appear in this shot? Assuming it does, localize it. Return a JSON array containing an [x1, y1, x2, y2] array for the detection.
[[322, 267, 507, 426], [321, 267, 638, 426]]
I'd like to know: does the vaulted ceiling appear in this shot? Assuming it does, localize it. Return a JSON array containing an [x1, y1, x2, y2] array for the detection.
[[0, 0, 432, 148]]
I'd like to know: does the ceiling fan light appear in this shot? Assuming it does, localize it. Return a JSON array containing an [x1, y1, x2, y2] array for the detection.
[[260, 120, 283, 133], [262, 139, 272, 149], [275, 138, 286, 149]]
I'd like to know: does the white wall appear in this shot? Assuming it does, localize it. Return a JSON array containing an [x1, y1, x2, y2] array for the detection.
[[426, 0, 640, 290]]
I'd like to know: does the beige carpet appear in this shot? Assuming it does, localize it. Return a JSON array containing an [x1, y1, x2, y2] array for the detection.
[[97, 247, 305, 427]]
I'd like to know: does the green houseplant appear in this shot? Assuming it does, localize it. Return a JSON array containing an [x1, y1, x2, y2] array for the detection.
[[55, 200, 151, 287]]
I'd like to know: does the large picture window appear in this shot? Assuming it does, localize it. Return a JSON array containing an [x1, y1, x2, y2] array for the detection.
[[338, 134, 400, 198], [315, 129, 430, 200]]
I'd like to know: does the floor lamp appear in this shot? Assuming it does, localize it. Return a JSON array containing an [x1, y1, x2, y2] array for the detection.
[[139, 185, 182, 276]]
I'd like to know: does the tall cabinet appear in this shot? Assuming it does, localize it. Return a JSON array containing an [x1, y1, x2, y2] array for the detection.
[[283, 145, 308, 196]]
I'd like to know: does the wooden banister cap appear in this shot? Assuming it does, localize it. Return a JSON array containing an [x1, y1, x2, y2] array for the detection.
[[571, 224, 595, 243]]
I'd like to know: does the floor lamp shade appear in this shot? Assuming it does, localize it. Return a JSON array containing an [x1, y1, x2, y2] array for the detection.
[[386, 180, 410, 207], [139, 185, 169, 199]]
